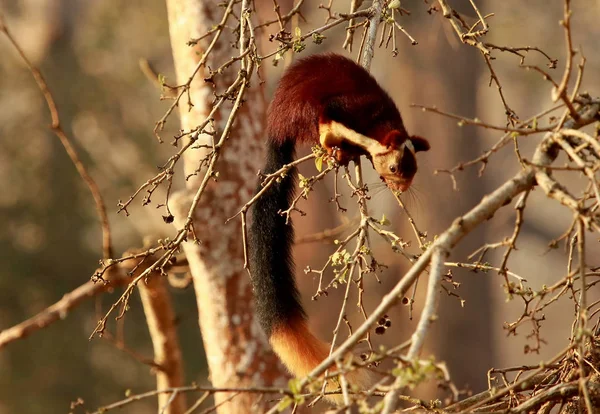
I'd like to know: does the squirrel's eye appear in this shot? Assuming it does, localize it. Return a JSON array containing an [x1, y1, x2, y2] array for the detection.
[[389, 165, 397, 173]]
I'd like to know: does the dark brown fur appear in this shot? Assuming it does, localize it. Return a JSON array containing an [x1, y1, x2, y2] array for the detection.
[[268, 54, 406, 146]]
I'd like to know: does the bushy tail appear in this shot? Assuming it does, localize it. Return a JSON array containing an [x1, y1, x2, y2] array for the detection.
[[248, 139, 373, 404], [248, 139, 306, 336]]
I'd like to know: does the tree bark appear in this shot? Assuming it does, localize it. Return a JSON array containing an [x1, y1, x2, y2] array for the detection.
[[165, 1, 289, 412]]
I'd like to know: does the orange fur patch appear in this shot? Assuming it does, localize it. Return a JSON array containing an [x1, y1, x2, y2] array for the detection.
[[270, 317, 329, 379], [270, 318, 374, 405]]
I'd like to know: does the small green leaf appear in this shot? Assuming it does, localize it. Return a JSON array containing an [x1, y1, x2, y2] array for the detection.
[[294, 27, 302, 38], [315, 156, 323, 172], [336, 268, 348, 283], [292, 40, 306, 53], [344, 252, 352, 263], [388, 0, 401, 9], [312, 33, 325, 44], [331, 249, 351, 266], [277, 396, 293, 411], [379, 214, 391, 226], [331, 252, 342, 265], [288, 378, 301, 394]]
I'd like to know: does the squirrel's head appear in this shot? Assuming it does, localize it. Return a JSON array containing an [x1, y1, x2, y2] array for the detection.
[[371, 131, 430, 192]]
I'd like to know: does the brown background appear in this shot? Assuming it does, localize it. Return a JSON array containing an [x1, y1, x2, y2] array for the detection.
[[0, 0, 599, 412]]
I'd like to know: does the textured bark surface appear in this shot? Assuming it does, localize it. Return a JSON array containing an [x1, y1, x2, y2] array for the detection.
[[165, 1, 289, 412]]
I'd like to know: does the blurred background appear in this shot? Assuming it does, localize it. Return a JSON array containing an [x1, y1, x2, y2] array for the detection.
[[0, 0, 599, 413]]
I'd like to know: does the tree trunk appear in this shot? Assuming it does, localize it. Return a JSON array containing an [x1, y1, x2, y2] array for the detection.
[[165, 1, 289, 412]]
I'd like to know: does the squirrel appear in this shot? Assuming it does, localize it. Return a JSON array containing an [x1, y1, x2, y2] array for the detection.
[[248, 53, 429, 403]]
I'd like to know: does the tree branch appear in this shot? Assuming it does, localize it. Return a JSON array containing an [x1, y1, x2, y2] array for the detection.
[[298, 99, 600, 402], [137, 263, 187, 414], [0, 273, 126, 349], [0, 16, 113, 260]]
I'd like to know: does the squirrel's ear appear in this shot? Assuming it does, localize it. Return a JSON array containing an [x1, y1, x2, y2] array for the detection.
[[410, 136, 430, 153]]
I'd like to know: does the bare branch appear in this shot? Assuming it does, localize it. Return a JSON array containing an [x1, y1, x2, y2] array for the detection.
[[0, 16, 113, 259], [138, 265, 187, 413], [0, 272, 126, 349]]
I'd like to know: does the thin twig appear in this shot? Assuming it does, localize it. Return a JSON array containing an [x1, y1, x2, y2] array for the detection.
[[0, 17, 113, 259]]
